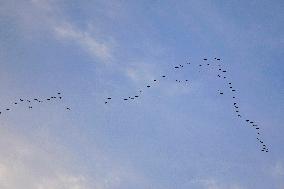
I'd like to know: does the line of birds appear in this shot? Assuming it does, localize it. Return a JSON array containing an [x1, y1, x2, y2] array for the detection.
[[104, 57, 269, 153], [0, 92, 71, 116], [104, 76, 189, 104], [207, 58, 269, 152]]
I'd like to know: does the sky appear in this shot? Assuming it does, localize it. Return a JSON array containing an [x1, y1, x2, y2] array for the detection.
[[0, 0, 283, 188]]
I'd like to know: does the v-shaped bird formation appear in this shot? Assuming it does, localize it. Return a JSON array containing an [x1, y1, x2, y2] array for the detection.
[[104, 58, 269, 153]]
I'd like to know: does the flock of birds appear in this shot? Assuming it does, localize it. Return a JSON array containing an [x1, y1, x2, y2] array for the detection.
[[0, 58, 269, 153], [104, 57, 269, 153], [0, 92, 71, 116]]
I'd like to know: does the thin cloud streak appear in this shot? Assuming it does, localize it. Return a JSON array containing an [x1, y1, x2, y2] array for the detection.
[[1, 0, 114, 64], [54, 23, 113, 62]]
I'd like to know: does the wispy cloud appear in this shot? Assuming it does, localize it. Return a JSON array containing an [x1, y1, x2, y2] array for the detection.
[[0, 127, 91, 189], [31, 0, 114, 63], [1, 0, 114, 64], [0, 125, 155, 189], [54, 23, 113, 62], [271, 162, 284, 189], [124, 62, 195, 98], [125, 63, 157, 83], [271, 161, 284, 177], [36, 174, 90, 189], [188, 178, 244, 189]]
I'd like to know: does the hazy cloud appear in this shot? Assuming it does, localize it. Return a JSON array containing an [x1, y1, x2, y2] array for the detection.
[[54, 23, 113, 62], [0, 127, 91, 189]]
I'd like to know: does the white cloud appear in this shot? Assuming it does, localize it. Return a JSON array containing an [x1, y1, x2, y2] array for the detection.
[[271, 162, 284, 189], [0, 124, 156, 189], [124, 62, 196, 99], [36, 174, 88, 189], [54, 23, 113, 62], [188, 178, 244, 189], [125, 65, 156, 83], [31, 0, 114, 63], [271, 161, 284, 177], [1, 0, 113, 63], [0, 127, 92, 189]]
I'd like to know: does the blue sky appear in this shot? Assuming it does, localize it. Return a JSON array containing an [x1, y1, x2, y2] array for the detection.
[[0, 0, 283, 188]]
